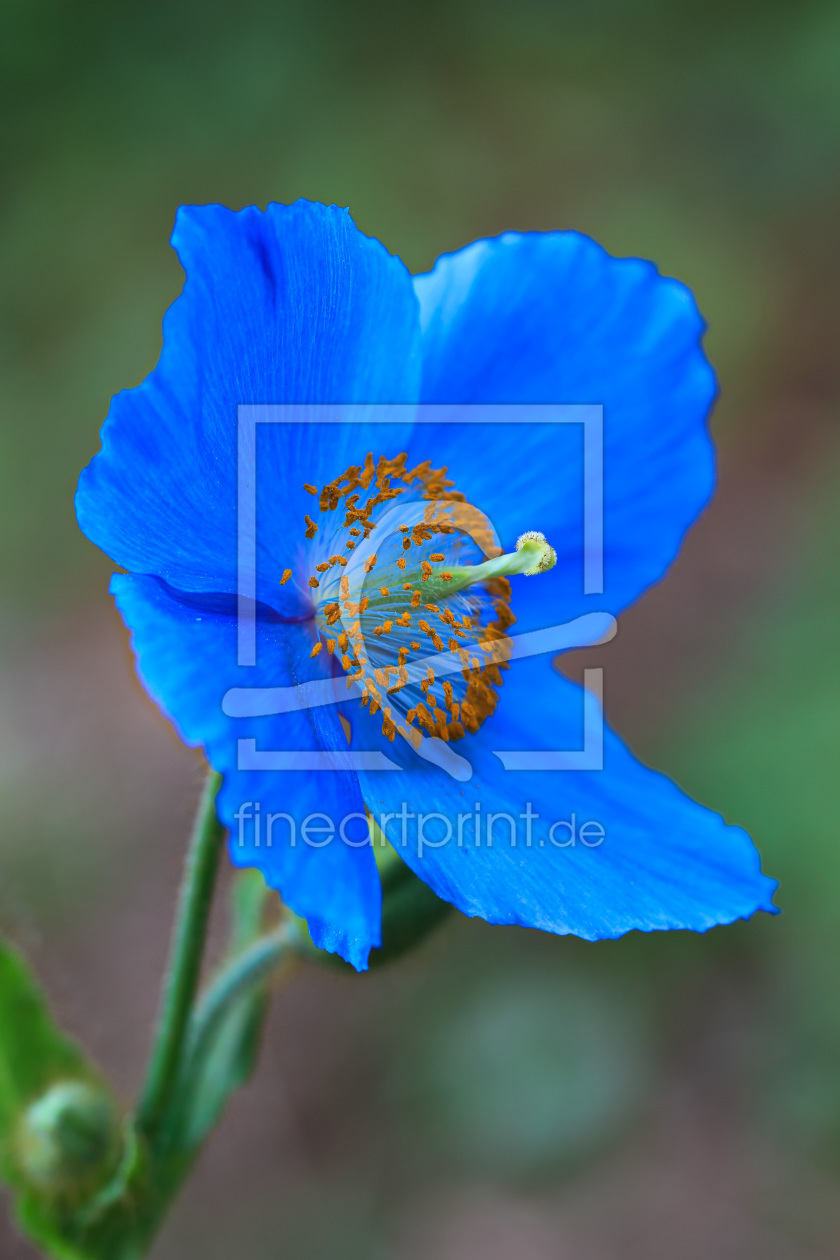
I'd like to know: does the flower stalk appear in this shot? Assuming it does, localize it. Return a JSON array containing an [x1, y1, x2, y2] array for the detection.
[[135, 769, 226, 1146]]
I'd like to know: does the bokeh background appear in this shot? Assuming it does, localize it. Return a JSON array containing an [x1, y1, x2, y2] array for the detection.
[[3, 0, 840, 1255]]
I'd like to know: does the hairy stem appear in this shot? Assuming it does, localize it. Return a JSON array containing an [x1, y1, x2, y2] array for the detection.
[[135, 769, 225, 1143]]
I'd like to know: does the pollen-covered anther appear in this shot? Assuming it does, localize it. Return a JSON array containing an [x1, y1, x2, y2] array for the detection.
[[308, 448, 522, 752], [415, 703, 434, 733]]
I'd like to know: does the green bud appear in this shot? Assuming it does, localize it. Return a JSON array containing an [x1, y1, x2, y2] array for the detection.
[[15, 1080, 122, 1197]]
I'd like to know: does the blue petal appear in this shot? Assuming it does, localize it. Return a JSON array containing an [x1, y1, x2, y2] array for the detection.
[[110, 572, 382, 969], [410, 231, 716, 629], [357, 656, 777, 939], [77, 202, 421, 602]]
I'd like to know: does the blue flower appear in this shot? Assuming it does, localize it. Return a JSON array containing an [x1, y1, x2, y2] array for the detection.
[[76, 200, 777, 970]]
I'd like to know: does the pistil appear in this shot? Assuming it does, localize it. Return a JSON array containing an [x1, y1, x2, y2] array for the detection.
[[426, 530, 556, 599]]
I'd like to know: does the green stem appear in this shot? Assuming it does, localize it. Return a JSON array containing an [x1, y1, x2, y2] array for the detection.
[[135, 769, 225, 1143]]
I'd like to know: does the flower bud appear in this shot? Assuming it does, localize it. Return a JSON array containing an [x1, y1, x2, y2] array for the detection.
[[15, 1080, 122, 1196]]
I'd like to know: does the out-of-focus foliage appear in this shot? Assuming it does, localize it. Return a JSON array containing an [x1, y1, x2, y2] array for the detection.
[[390, 962, 652, 1174], [3, 0, 840, 1256], [1, 0, 837, 613]]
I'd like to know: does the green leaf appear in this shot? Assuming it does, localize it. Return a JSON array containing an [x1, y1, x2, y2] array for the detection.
[[169, 869, 273, 1152]]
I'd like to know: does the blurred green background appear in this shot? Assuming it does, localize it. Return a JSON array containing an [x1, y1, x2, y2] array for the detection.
[[3, 0, 840, 1255]]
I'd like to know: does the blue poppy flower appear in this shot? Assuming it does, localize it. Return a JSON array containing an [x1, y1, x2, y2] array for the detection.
[[76, 200, 777, 970]]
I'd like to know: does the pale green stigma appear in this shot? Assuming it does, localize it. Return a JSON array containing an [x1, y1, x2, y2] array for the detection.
[[514, 530, 558, 575]]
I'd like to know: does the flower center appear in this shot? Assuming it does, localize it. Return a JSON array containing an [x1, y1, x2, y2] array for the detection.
[[283, 452, 555, 753]]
